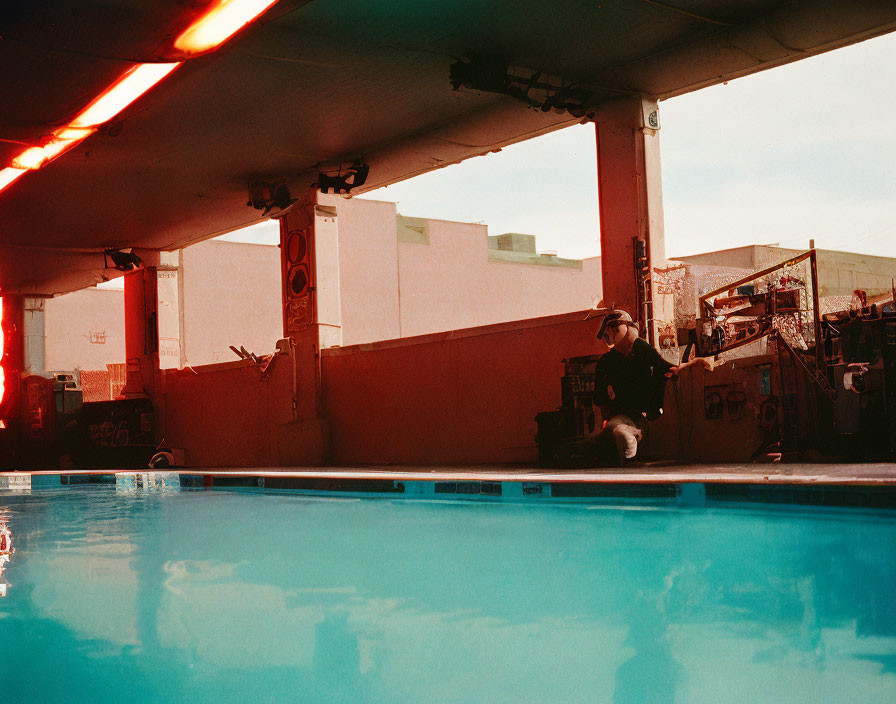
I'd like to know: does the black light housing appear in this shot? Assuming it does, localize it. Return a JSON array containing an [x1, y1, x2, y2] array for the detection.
[[103, 248, 143, 271]]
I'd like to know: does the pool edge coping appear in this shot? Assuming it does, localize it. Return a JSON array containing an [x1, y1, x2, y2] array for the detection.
[[7, 466, 896, 487]]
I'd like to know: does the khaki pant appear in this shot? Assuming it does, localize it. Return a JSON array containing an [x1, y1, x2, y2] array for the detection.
[[601, 414, 648, 462]]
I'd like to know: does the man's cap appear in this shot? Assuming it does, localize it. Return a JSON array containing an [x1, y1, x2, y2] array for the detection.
[[597, 309, 637, 338]]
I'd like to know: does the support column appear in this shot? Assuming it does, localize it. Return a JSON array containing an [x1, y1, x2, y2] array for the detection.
[[0, 295, 25, 465], [0, 295, 25, 422], [122, 266, 160, 399], [23, 297, 46, 377], [595, 96, 665, 342], [275, 190, 340, 463]]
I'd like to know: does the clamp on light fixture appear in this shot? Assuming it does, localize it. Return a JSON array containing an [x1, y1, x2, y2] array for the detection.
[[247, 179, 297, 215], [314, 159, 370, 196], [104, 248, 144, 271]]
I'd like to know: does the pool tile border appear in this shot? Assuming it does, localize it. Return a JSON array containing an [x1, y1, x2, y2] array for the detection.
[[5, 469, 896, 509]]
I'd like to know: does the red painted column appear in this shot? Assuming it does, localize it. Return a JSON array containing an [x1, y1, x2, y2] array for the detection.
[[122, 266, 160, 399], [595, 96, 665, 341], [0, 295, 24, 465], [0, 295, 24, 421]]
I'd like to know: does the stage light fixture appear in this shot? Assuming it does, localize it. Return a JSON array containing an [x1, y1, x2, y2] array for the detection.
[[314, 159, 370, 195], [104, 248, 144, 271], [248, 179, 296, 215]]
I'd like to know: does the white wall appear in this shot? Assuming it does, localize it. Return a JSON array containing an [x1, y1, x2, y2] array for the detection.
[[328, 196, 402, 345], [41, 201, 604, 371], [395, 217, 601, 338], [43, 288, 125, 372], [180, 240, 282, 366]]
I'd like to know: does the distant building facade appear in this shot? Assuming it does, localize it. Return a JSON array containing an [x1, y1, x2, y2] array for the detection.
[[36, 201, 895, 392], [34, 197, 603, 378], [674, 245, 895, 298]]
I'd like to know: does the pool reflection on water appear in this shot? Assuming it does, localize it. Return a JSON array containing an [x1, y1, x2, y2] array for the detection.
[[1, 484, 895, 703]]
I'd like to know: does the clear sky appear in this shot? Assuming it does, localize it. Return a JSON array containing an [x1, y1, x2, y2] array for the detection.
[[223, 31, 896, 262]]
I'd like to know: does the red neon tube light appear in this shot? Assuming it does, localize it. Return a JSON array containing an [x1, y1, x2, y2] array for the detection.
[[0, 298, 5, 411], [175, 0, 279, 55], [0, 1, 279, 195]]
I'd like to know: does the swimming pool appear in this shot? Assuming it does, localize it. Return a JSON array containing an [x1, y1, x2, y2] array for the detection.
[[2, 473, 895, 703]]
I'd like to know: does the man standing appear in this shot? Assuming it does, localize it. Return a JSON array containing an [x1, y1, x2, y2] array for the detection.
[[593, 310, 712, 465]]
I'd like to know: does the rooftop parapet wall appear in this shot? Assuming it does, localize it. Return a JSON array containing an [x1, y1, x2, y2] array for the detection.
[[321, 307, 774, 466], [161, 358, 326, 467], [487, 247, 583, 270], [485, 231, 585, 269], [158, 306, 781, 467], [321, 310, 605, 465]]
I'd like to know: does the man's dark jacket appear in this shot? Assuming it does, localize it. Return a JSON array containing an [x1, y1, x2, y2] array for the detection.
[[593, 338, 672, 420]]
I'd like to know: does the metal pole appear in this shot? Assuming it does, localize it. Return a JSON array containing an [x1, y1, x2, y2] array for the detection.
[[809, 249, 824, 373]]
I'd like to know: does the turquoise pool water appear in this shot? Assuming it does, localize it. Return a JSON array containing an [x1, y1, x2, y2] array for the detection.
[[1, 479, 895, 703]]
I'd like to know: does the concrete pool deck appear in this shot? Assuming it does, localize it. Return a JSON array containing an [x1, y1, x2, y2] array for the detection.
[[14, 463, 896, 486]]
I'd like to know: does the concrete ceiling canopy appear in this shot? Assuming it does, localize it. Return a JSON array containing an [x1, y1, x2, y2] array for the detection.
[[0, 0, 894, 295]]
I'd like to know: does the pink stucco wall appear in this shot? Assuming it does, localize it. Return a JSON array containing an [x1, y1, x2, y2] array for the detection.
[[328, 196, 402, 344], [175, 198, 601, 354], [43, 199, 602, 373], [180, 240, 283, 366], [396, 217, 602, 338], [327, 196, 601, 344], [43, 288, 124, 372]]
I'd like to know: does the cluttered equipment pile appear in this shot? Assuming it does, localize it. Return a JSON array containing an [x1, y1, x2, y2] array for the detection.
[[537, 249, 896, 466]]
